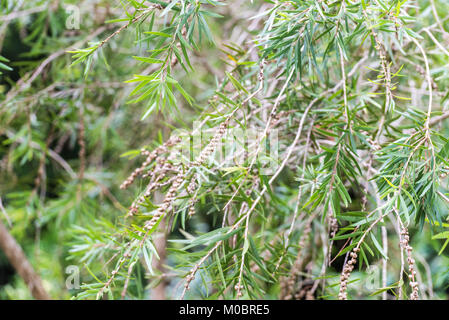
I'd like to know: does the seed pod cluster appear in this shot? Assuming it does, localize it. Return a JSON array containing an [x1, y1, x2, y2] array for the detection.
[[144, 173, 185, 230], [143, 119, 230, 229], [400, 227, 419, 300], [329, 217, 338, 238], [120, 137, 181, 190], [235, 283, 244, 298], [186, 175, 198, 217], [192, 120, 229, 167], [338, 247, 360, 300]]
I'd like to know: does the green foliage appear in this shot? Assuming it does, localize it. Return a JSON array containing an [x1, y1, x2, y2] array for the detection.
[[0, 0, 449, 301]]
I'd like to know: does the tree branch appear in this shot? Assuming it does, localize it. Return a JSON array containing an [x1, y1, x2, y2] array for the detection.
[[0, 219, 51, 300]]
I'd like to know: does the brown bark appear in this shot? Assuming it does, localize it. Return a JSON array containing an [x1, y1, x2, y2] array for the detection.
[[150, 192, 167, 300], [149, 121, 169, 300], [0, 220, 51, 300]]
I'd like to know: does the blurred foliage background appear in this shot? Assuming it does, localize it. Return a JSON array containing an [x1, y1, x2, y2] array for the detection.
[[0, 0, 448, 300]]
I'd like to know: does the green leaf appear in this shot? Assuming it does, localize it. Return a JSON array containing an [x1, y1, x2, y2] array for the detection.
[[133, 56, 164, 64]]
